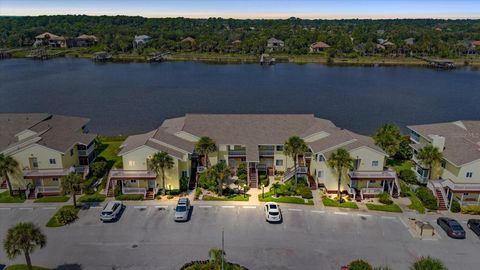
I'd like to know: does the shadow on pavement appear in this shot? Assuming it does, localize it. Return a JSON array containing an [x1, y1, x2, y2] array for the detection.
[[55, 264, 82, 270]]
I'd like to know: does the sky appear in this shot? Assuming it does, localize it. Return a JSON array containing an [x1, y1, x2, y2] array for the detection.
[[0, 0, 479, 19]]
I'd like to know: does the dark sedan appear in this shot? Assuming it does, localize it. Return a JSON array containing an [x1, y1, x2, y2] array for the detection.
[[467, 219, 480, 237], [437, 217, 466, 239]]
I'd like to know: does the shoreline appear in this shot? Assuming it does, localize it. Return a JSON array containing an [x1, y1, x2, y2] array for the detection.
[[6, 49, 480, 68]]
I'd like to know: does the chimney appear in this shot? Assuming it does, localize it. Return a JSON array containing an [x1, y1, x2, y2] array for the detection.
[[430, 135, 445, 152]]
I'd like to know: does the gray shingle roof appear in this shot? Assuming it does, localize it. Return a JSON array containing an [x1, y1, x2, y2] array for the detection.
[[0, 113, 96, 154], [408, 120, 480, 166]]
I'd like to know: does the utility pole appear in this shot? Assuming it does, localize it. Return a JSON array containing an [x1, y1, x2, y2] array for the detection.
[[221, 228, 225, 270]]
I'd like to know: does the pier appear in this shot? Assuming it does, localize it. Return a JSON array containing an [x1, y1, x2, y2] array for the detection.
[[415, 56, 456, 69], [147, 52, 170, 62], [260, 53, 276, 65], [93, 51, 113, 62]]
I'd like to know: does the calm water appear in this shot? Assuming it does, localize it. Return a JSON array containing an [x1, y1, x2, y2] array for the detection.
[[0, 58, 479, 135]]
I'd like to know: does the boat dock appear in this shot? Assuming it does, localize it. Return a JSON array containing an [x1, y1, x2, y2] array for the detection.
[[147, 52, 170, 62], [415, 56, 456, 69], [93, 51, 113, 62], [260, 53, 276, 65]]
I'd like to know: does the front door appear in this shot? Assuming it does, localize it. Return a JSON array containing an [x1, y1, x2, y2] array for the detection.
[[34, 178, 42, 187], [148, 180, 156, 190]]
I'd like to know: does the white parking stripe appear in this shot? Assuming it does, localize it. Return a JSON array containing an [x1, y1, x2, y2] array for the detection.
[[155, 205, 169, 209], [199, 205, 212, 208], [334, 212, 348, 215], [288, 209, 303, 212], [42, 207, 56, 210], [90, 206, 103, 209], [381, 216, 397, 220], [242, 206, 256, 209], [19, 207, 33, 210], [133, 206, 147, 209], [311, 210, 325, 213], [357, 214, 372, 218], [221, 206, 235, 208], [0, 208, 11, 210]]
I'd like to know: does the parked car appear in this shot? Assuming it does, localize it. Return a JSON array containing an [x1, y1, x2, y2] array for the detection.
[[467, 219, 480, 237], [264, 202, 282, 223], [174, 198, 191, 222], [437, 217, 466, 239], [100, 201, 123, 222]]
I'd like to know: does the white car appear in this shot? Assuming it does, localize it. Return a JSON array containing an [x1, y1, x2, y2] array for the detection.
[[174, 198, 191, 222], [264, 202, 282, 223], [100, 201, 123, 222]]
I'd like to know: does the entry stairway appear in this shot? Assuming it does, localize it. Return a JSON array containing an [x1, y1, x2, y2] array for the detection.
[[435, 188, 448, 210]]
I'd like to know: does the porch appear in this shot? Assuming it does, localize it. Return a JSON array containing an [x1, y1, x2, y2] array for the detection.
[[106, 169, 158, 199], [348, 169, 399, 200], [431, 179, 480, 209], [22, 167, 81, 199]]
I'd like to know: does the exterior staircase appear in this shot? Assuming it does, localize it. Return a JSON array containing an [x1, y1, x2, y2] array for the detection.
[[435, 188, 448, 210], [28, 189, 36, 200], [307, 175, 317, 190], [0, 179, 7, 189], [145, 189, 155, 200], [249, 168, 258, 188]]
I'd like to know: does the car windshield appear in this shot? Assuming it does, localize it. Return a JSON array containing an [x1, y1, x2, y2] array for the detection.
[[451, 225, 463, 231], [269, 204, 277, 209], [101, 211, 112, 215], [176, 206, 187, 212], [269, 211, 279, 216]]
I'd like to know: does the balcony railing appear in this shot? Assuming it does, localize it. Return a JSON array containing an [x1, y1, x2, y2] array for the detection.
[[228, 150, 246, 156], [259, 150, 274, 156], [23, 167, 75, 178], [122, 187, 146, 198], [35, 186, 61, 197], [348, 169, 397, 179], [109, 169, 157, 179], [436, 179, 480, 192]]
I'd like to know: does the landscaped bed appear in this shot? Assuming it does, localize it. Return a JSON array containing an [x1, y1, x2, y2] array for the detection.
[[0, 191, 25, 203], [46, 205, 80, 227], [115, 194, 144, 201], [4, 265, 50, 270], [322, 196, 358, 209], [202, 194, 250, 201], [366, 203, 403, 213], [259, 191, 314, 205], [407, 192, 426, 214], [78, 193, 107, 203], [34, 195, 70, 203]]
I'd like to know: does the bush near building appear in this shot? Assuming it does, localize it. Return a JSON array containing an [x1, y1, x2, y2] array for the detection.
[[115, 194, 144, 201], [78, 193, 106, 203], [415, 187, 438, 210], [378, 192, 393, 205], [46, 205, 80, 227], [450, 200, 461, 213], [461, 205, 480, 215], [399, 169, 418, 184], [322, 196, 358, 209]]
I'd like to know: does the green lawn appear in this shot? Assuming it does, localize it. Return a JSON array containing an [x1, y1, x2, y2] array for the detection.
[[0, 191, 25, 203], [96, 136, 126, 169], [202, 194, 250, 201], [407, 192, 426, 214], [366, 203, 403, 213], [4, 265, 51, 270], [322, 196, 359, 209], [78, 193, 106, 203], [386, 159, 413, 173], [46, 205, 80, 227], [259, 192, 314, 205], [34, 195, 70, 203]]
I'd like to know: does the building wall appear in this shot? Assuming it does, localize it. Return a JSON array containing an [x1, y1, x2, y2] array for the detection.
[[12, 144, 64, 170], [349, 147, 385, 172], [447, 160, 480, 184], [61, 145, 79, 168]]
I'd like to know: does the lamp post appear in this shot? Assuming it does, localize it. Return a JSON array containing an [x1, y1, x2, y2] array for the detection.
[[261, 184, 265, 199], [243, 184, 246, 198]]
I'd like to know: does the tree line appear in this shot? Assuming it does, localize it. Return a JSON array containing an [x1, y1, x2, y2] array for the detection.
[[1, 15, 479, 57]]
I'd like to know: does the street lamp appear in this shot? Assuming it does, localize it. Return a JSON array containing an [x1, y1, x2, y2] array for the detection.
[[261, 184, 265, 198], [242, 184, 246, 198]]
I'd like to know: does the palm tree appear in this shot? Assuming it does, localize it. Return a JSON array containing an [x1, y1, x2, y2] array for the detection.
[[208, 248, 225, 267], [3, 222, 46, 270], [327, 148, 353, 201], [283, 136, 308, 186], [195, 136, 217, 168], [271, 182, 281, 197], [148, 151, 174, 195], [0, 154, 19, 196], [373, 123, 402, 157], [410, 256, 447, 270], [61, 172, 83, 207], [210, 162, 231, 196], [416, 145, 443, 180]]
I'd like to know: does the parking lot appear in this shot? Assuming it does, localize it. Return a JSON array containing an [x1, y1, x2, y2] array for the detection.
[[0, 204, 479, 270]]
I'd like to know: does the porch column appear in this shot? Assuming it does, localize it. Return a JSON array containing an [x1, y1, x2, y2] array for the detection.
[[461, 193, 464, 205], [477, 194, 480, 205], [449, 192, 454, 209], [389, 180, 393, 196], [382, 181, 386, 190], [366, 181, 369, 189]]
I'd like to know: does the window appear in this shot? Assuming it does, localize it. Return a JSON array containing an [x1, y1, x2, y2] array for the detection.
[[70, 149, 74, 156], [52, 178, 58, 182], [130, 180, 137, 184], [128, 160, 136, 167], [372, 161, 379, 167], [369, 180, 376, 184], [463, 192, 469, 196], [318, 155, 325, 161], [466, 172, 473, 178], [317, 170, 324, 178], [181, 170, 189, 178], [49, 158, 56, 165], [276, 145, 284, 152], [275, 159, 283, 166]]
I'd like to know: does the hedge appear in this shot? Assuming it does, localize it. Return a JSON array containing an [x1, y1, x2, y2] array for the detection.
[[461, 205, 480, 215], [46, 205, 80, 227], [415, 187, 438, 210], [78, 193, 107, 203], [322, 196, 358, 209], [115, 194, 144, 201], [450, 199, 461, 213]]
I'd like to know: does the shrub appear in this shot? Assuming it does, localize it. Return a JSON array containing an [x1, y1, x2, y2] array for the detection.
[[296, 186, 313, 199], [410, 256, 447, 270], [399, 181, 411, 197], [81, 177, 97, 195], [57, 207, 78, 225], [115, 194, 144, 201], [348, 259, 373, 270], [180, 175, 189, 192], [90, 161, 108, 178], [78, 193, 106, 203], [166, 189, 181, 196], [461, 205, 480, 215], [378, 192, 393, 205], [198, 173, 217, 191], [399, 169, 417, 184], [114, 185, 122, 197], [415, 187, 438, 210], [450, 199, 461, 213], [167, 195, 174, 199], [194, 188, 202, 199]]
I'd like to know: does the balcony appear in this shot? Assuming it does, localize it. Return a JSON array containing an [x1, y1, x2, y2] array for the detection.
[[109, 169, 157, 180], [23, 167, 75, 179], [437, 179, 480, 192], [348, 169, 397, 180], [228, 150, 246, 156], [122, 187, 146, 197]]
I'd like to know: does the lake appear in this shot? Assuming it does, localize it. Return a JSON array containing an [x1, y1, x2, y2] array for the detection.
[[0, 58, 479, 136]]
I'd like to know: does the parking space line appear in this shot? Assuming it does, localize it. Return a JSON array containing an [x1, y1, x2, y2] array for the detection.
[[381, 216, 397, 220], [334, 212, 348, 215], [357, 214, 372, 218], [19, 207, 33, 210], [90, 206, 103, 209], [42, 207, 56, 210], [0, 208, 11, 210], [133, 206, 147, 209], [288, 209, 303, 212], [199, 205, 213, 208], [221, 206, 235, 208], [242, 206, 256, 209], [155, 205, 169, 209], [311, 210, 325, 213]]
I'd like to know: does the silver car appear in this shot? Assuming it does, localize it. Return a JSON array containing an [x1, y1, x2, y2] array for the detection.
[[264, 202, 282, 223], [174, 198, 191, 222], [100, 201, 123, 222]]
